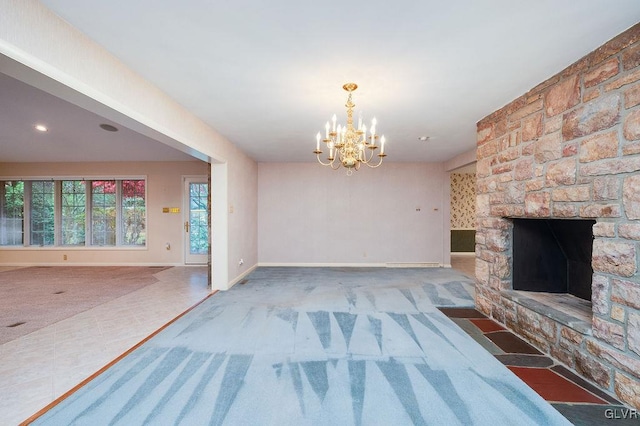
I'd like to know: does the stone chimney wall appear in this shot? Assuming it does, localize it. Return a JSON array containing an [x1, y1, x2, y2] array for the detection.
[[475, 23, 640, 408]]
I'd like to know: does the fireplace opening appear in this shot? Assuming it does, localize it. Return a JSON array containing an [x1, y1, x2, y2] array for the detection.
[[512, 219, 595, 301]]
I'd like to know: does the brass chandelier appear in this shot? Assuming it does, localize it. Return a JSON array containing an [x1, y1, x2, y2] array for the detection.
[[314, 83, 386, 175]]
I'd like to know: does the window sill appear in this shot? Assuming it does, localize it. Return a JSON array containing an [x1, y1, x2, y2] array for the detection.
[[0, 246, 148, 251]]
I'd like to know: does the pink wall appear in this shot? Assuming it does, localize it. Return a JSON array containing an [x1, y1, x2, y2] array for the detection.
[[258, 163, 448, 265]]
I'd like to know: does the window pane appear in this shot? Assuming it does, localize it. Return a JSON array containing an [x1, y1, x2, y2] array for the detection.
[[91, 180, 116, 246], [189, 183, 209, 255], [121, 180, 146, 245], [61, 180, 86, 245], [0, 181, 24, 245], [30, 181, 55, 246]]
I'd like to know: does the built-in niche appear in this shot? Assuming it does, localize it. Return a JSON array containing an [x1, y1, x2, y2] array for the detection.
[[512, 219, 595, 301]]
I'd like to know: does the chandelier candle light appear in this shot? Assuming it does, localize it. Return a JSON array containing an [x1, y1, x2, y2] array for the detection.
[[314, 83, 386, 175]]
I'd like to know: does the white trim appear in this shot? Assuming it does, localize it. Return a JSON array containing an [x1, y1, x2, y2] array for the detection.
[[257, 262, 445, 268], [0, 175, 146, 181], [225, 264, 259, 290], [450, 228, 476, 231], [450, 252, 476, 257], [386, 262, 441, 268], [0, 262, 182, 267], [0, 246, 147, 251]]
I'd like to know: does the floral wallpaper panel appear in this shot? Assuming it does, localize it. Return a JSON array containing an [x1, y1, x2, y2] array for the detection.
[[450, 173, 476, 229]]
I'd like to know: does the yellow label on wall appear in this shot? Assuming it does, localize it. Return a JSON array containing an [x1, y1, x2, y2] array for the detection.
[[162, 207, 181, 213]]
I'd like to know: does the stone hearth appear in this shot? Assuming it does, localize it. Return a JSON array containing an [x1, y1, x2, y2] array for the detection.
[[475, 24, 640, 408]]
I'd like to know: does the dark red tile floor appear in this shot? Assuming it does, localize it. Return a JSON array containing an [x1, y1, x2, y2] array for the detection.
[[440, 307, 639, 426]]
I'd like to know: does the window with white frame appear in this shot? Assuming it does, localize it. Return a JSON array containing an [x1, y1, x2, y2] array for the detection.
[[0, 178, 146, 247]]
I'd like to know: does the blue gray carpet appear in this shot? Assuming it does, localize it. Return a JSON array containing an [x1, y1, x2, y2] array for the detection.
[[32, 267, 570, 425]]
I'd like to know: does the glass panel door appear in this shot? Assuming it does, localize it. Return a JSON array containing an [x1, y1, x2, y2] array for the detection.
[[184, 177, 209, 264]]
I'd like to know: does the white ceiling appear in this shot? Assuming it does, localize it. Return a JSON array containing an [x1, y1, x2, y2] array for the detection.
[[5, 1, 640, 164]]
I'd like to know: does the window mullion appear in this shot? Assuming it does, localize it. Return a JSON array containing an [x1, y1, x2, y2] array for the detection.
[[54, 180, 61, 246], [116, 180, 122, 246], [24, 181, 31, 246]]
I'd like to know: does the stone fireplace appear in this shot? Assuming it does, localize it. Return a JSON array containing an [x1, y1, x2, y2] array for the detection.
[[475, 24, 640, 408]]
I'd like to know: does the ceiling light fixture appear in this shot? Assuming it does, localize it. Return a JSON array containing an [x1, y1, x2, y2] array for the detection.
[[418, 136, 430, 141], [314, 83, 386, 175], [35, 124, 48, 132]]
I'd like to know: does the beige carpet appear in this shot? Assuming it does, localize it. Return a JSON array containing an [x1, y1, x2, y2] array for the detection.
[[0, 266, 170, 345]]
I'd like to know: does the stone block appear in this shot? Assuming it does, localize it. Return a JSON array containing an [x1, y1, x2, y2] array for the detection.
[[545, 158, 577, 186], [545, 115, 563, 134], [476, 159, 492, 179], [580, 157, 640, 176], [476, 259, 490, 286], [562, 141, 578, 157], [593, 176, 620, 201], [534, 133, 562, 163], [579, 131, 619, 162], [575, 351, 612, 389], [562, 94, 621, 141], [593, 222, 616, 237], [509, 99, 543, 122], [514, 158, 534, 181], [485, 229, 509, 252], [476, 295, 492, 316], [477, 194, 490, 217], [614, 372, 640, 409], [623, 175, 640, 219], [522, 113, 543, 142], [592, 274, 611, 316], [497, 147, 519, 163], [593, 316, 626, 350], [551, 186, 590, 201], [493, 254, 511, 279], [579, 204, 621, 218], [583, 88, 600, 103], [516, 305, 557, 341], [619, 223, 640, 240], [492, 163, 513, 175], [524, 192, 550, 217], [477, 122, 494, 145], [586, 339, 640, 378], [624, 109, 640, 141], [623, 141, 640, 155], [584, 58, 620, 87], [612, 278, 640, 310], [624, 83, 640, 109], [629, 311, 640, 357], [478, 139, 498, 159], [622, 42, 640, 71], [553, 204, 578, 217], [611, 305, 626, 323], [525, 178, 545, 191], [605, 68, 640, 91], [545, 75, 581, 117], [592, 239, 636, 276], [551, 346, 575, 368], [561, 326, 586, 346]]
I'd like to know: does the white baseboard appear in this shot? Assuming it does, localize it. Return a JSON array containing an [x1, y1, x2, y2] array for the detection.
[[0, 262, 184, 267], [225, 264, 258, 290], [257, 262, 445, 268], [450, 252, 476, 257]]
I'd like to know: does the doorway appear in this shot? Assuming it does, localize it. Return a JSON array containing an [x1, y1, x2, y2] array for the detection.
[[184, 177, 209, 264]]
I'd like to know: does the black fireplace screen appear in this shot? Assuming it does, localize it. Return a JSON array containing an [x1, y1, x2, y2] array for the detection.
[[512, 219, 595, 301]]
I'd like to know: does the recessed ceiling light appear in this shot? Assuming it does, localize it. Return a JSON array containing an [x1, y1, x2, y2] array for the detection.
[[418, 136, 430, 141], [99, 123, 119, 132], [35, 124, 48, 132]]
